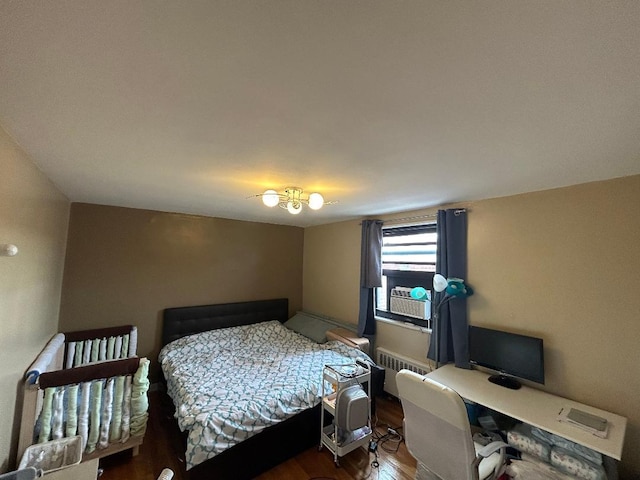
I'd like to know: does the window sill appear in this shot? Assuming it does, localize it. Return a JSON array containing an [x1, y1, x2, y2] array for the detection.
[[375, 316, 432, 334]]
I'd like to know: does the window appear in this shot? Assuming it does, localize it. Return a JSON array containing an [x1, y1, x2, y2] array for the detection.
[[375, 223, 437, 328]]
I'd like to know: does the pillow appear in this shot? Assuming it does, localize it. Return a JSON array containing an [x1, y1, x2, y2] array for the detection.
[[531, 426, 603, 466], [507, 423, 551, 462], [550, 447, 607, 480], [283, 313, 335, 343]]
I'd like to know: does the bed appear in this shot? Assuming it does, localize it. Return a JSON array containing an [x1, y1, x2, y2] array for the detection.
[[17, 325, 150, 466], [160, 298, 383, 480]]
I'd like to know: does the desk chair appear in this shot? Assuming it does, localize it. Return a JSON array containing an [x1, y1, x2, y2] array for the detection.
[[397, 369, 508, 480]]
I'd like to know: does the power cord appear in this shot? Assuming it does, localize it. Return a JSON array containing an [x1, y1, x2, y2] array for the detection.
[[364, 411, 404, 477], [360, 424, 404, 480], [362, 439, 379, 480], [373, 424, 404, 453], [368, 439, 379, 468]]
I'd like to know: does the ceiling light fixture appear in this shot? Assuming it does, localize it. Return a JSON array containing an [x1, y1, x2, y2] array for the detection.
[[252, 187, 332, 214]]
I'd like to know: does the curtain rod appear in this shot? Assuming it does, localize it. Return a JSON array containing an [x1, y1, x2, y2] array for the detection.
[[360, 208, 467, 226]]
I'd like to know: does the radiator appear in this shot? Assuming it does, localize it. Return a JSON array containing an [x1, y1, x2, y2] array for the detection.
[[376, 347, 433, 397]]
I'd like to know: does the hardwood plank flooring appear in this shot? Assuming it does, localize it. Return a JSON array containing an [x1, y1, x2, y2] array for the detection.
[[99, 392, 417, 480]]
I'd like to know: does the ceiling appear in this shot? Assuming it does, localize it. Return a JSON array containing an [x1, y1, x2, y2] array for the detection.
[[1, 1, 639, 227]]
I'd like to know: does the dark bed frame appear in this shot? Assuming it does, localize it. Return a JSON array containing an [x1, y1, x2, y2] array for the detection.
[[161, 298, 324, 480]]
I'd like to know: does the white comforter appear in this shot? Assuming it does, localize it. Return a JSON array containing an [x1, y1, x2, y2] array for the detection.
[[159, 320, 368, 469]]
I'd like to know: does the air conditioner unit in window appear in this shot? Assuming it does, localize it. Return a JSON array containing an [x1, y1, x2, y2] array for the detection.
[[390, 287, 431, 321]]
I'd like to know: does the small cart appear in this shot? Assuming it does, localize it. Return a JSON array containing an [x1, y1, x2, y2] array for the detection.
[[319, 363, 372, 466]]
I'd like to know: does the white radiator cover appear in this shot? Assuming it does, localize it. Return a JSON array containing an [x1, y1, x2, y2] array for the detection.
[[376, 347, 433, 397]]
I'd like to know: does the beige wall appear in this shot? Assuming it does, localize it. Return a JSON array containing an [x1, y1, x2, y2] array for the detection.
[[59, 203, 304, 380], [302, 175, 640, 477], [0, 126, 70, 472], [303, 219, 361, 322]]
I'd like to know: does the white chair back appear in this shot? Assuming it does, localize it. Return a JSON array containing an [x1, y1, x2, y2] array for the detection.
[[397, 369, 480, 480]]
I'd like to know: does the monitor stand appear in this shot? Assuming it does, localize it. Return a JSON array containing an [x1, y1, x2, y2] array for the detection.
[[488, 374, 521, 390]]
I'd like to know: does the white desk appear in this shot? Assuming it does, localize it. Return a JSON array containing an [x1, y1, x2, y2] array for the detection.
[[426, 364, 627, 460]]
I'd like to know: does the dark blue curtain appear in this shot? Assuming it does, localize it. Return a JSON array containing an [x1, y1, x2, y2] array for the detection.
[[427, 209, 470, 368], [357, 220, 383, 339]]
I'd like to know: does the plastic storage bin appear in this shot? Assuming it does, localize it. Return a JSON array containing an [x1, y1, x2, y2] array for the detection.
[[18, 436, 82, 474], [0, 467, 39, 480]]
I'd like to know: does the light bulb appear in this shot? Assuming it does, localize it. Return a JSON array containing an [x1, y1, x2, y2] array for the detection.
[[308, 192, 324, 210], [287, 201, 302, 214], [433, 274, 448, 292], [262, 190, 280, 207]]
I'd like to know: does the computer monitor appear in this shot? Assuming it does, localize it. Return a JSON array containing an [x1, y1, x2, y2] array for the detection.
[[468, 325, 545, 390]]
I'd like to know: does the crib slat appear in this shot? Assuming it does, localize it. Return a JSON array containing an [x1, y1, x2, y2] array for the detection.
[[86, 381, 103, 453], [65, 341, 76, 369], [99, 378, 115, 449], [66, 384, 79, 437], [78, 382, 91, 450]]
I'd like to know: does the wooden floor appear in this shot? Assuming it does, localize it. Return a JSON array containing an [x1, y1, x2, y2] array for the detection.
[[99, 391, 417, 480]]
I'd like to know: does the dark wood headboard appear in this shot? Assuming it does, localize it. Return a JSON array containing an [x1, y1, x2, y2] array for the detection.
[[162, 298, 289, 347]]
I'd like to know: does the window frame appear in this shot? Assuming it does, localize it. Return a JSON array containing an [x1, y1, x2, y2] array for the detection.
[[375, 222, 437, 329]]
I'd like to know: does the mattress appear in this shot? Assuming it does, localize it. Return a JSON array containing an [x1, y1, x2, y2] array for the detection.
[[159, 320, 370, 469]]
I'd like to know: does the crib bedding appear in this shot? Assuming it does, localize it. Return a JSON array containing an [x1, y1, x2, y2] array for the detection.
[[35, 359, 149, 453], [18, 326, 148, 466], [159, 320, 370, 470]]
